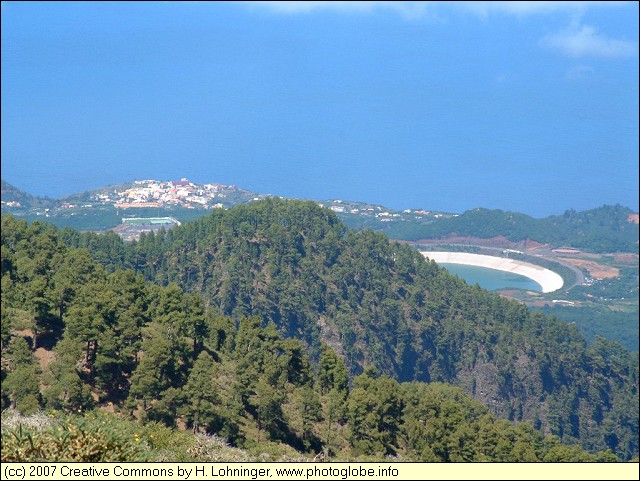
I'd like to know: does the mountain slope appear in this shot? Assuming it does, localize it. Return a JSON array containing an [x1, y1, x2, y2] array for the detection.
[[2, 213, 615, 462], [106, 199, 638, 458], [1, 180, 55, 209]]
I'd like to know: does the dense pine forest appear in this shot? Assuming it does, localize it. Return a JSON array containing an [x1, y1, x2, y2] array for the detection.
[[1, 201, 638, 461]]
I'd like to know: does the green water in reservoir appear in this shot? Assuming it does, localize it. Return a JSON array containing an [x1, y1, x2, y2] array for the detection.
[[439, 263, 543, 292]]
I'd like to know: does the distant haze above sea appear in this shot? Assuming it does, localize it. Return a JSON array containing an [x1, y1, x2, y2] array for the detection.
[[2, 2, 638, 217]]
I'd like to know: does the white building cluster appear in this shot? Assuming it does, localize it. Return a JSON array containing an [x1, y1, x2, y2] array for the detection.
[[94, 178, 235, 210]]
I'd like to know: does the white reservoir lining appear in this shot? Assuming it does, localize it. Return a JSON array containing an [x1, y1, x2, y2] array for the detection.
[[421, 251, 564, 293]]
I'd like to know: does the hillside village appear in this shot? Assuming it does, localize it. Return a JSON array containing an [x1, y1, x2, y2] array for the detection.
[[84, 178, 456, 223], [71, 178, 259, 210], [1, 178, 455, 226]]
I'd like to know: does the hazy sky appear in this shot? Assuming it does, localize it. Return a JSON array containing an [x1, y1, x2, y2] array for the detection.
[[2, 1, 638, 216]]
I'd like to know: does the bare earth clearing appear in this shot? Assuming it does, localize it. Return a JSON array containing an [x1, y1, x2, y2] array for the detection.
[[557, 258, 619, 280]]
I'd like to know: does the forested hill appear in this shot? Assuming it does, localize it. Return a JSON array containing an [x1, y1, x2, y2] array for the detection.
[[2, 214, 623, 462], [353, 204, 639, 252], [51, 199, 639, 458]]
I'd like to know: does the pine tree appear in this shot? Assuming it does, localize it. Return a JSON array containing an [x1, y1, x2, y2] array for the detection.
[[43, 337, 94, 412], [4, 365, 41, 414], [181, 351, 219, 433], [4, 337, 41, 414], [65, 280, 113, 373], [128, 324, 175, 411], [251, 379, 285, 441], [1, 303, 13, 350], [318, 343, 348, 394], [295, 385, 323, 450]]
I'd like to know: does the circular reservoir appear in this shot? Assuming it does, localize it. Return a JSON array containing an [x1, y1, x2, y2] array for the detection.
[[439, 263, 543, 292], [420, 252, 564, 293]]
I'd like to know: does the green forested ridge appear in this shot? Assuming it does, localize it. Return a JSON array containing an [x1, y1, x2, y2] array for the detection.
[[342, 204, 639, 253], [1, 208, 638, 461]]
